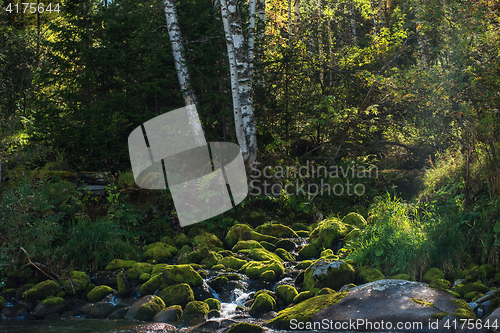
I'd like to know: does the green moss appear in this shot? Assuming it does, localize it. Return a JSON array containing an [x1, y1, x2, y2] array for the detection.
[[164, 305, 183, 321], [453, 308, 476, 320], [232, 240, 263, 252], [454, 281, 488, 298], [246, 260, 285, 280], [249, 293, 276, 317], [276, 285, 298, 305], [204, 298, 221, 311], [158, 283, 194, 308], [208, 276, 228, 292], [127, 262, 153, 281], [423, 267, 445, 283], [465, 264, 495, 282], [275, 248, 295, 261], [261, 270, 276, 282], [344, 228, 361, 242], [226, 322, 265, 333], [390, 273, 412, 280], [298, 243, 320, 259], [357, 267, 385, 284], [151, 264, 203, 287], [174, 233, 189, 248], [86, 285, 114, 303], [182, 301, 210, 322], [303, 260, 355, 291], [342, 212, 367, 228], [193, 232, 223, 251], [116, 272, 130, 297], [321, 249, 334, 257], [60, 271, 88, 296], [225, 224, 255, 248], [429, 279, 451, 291], [246, 248, 282, 262], [134, 295, 165, 321], [309, 218, 350, 249], [212, 264, 224, 270], [255, 223, 299, 238], [260, 241, 276, 252], [201, 251, 223, 269], [410, 298, 434, 307], [348, 205, 369, 219], [316, 287, 336, 295], [295, 260, 313, 270], [447, 290, 460, 298], [105, 259, 137, 271], [144, 242, 178, 262], [292, 290, 317, 304], [82, 283, 95, 301], [296, 230, 309, 237], [0, 296, 5, 310], [140, 273, 162, 296], [431, 312, 451, 320], [41, 297, 66, 306], [267, 292, 348, 329], [56, 291, 65, 298], [139, 273, 151, 283], [251, 231, 277, 243], [23, 280, 61, 301], [218, 256, 247, 270]]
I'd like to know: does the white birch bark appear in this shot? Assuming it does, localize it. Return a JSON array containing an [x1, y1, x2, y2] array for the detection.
[[164, 0, 204, 145]]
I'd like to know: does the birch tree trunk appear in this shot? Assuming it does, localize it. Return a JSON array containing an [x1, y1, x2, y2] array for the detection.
[[163, 0, 204, 144], [414, 3, 429, 68]]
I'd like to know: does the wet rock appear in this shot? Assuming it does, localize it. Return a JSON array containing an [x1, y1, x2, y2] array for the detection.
[[153, 305, 182, 322], [192, 284, 215, 301], [124, 295, 156, 320], [90, 271, 118, 287], [275, 239, 296, 251], [204, 298, 221, 311], [245, 260, 284, 280], [249, 293, 275, 317], [158, 283, 194, 308], [108, 307, 129, 319], [117, 272, 130, 297], [181, 300, 210, 323], [66, 297, 87, 312], [129, 323, 176, 332], [208, 276, 228, 292], [303, 259, 355, 291], [134, 295, 165, 321], [227, 322, 265, 333], [86, 285, 114, 302], [116, 297, 135, 308], [207, 309, 220, 318], [23, 280, 61, 301], [34, 297, 66, 319], [220, 319, 238, 328], [79, 302, 115, 318], [312, 279, 474, 332], [196, 320, 220, 330], [60, 271, 89, 296]]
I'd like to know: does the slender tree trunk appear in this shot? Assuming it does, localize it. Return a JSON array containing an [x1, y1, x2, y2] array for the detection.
[[317, 0, 323, 85], [163, 0, 204, 144], [294, 0, 300, 34], [415, 5, 429, 68], [349, 6, 357, 45]]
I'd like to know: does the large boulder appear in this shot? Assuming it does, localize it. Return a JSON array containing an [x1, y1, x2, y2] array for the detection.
[[151, 264, 203, 287], [134, 295, 165, 321], [124, 295, 156, 320], [87, 285, 114, 302], [79, 302, 116, 318], [158, 283, 194, 308], [144, 242, 178, 262], [249, 293, 275, 317], [23, 280, 61, 301], [60, 271, 89, 296], [218, 256, 247, 270], [312, 279, 476, 332], [182, 301, 210, 323], [309, 218, 350, 249], [34, 297, 66, 318], [276, 285, 298, 306], [246, 260, 285, 280], [342, 212, 367, 229], [232, 240, 263, 252], [153, 305, 183, 322], [303, 260, 355, 291], [126, 262, 153, 281], [245, 248, 282, 262], [226, 323, 265, 333], [225, 224, 278, 249], [255, 223, 299, 238]]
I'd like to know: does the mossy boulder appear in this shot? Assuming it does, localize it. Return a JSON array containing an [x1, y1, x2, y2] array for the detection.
[[293, 289, 320, 304], [276, 285, 298, 305], [87, 285, 114, 302], [246, 260, 285, 280], [158, 283, 194, 308], [295, 260, 313, 270], [116, 272, 130, 297], [422, 267, 445, 283], [429, 279, 451, 291], [60, 270, 88, 296], [105, 259, 137, 271], [193, 232, 223, 251], [82, 283, 96, 301], [246, 248, 282, 262], [232, 240, 263, 252], [309, 218, 350, 249], [225, 224, 255, 248], [208, 276, 228, 292], [454, 281, 488, 298], [140, 273, 162, 296], [153, 305, 183, 322], [139, 273, 151, 283], [255, 223, 299, 238], [250, 231, 277, 243], [204, 298, 221, 311], [226, 322, 265, 333], [212, 264, 224, 270], [464, 264, 495, 282], [344, 228, 361, 242], [182, 301, 210, 323], [144, 242, 178, 262], [296, 230, 309, 237], [275, 239, 296, 251], [316, 287, 336, 295], [218, 256, 247, 270], [357, 267, 385, 284], [0, 296, 6, 310], [298, 244, 321, 259], [348, 205, 369, 218], [23, 280, 61, 301], [249, 293, 275, 317], [127, 262, 153, 281], [303, 260, 355, 291], [259, 241, 276, 252], [151, 264, 203, 287], [134, 295, 165, 321], [261, 270, 276, 282], [266, 292, 348, 329], [174, 233, 190, 248], [390, 273, 412, 280], [34, 297, 66, 319], [201, 251, 223, 269], [342, 212, 367, 228], [275, 248, 295, 261]]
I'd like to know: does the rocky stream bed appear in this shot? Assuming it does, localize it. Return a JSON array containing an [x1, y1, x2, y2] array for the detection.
[[2, 214, 500, 332]]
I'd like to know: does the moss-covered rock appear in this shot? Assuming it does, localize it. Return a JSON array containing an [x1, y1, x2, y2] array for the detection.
[[303, 260, 355, 291], [153, 305, 183, 322], [261, 270, 276, 282], [246, 248, 282, 262], [232, 240, 263, 252], [454, 281, 488, 298], [249, 293, 275, 317], [259, 241, 276, 252], [266, 292, 348, 329], [127, 262, 153, 281], [193, 232, 223, 251], [23, 280, 61, 301], [275, 248, 295, 261], [158, 283, 194, 308], [87, 285, 114, 303], [429, 279, 451, 291], [309, 218, 350, 249], [246, 260, 285, 280], [344, 228, 361, 242], [60, 271, 88, 296], [116, 272, 130, 297], [201, 251, 223, 269], [451, 299, 476, 320], [140, 273, 162, 296], [105, 259, 137, 271], [293, 289, 319, 304], [464, 264, 495, 282], [251, 231, 277, 244], [212, 264, 224, 270], [182, 301, 210, 323], [390, 273, 412, 280], [255, 223, 299, 238], [0, 296, 6, 310], [134, 295, 165, 321], [275, 239, 296, 251], [357, 267, 385, 284], [298, 244, 320, 259], [82, 283, 96, 301], [342, 212, 367, 228], [34, 297, 66, 319], [422, 267, 445, 283], [226, 322, 265, 333], [316, 287, 336, 295], [276, 285, 298, 305], [152, 264, 203, 287], [139, 273, 151, 283], [295, 260, 313, 270], [208, 276, 228, 292], [174, 233, 190, 248], [144, 242, 178, 262], [225, 224, 255, 248], [348, 205, 369, 218], [296, 230, 309, 237], [204, 298, 221, 311], [218, 256, 247, 270]]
